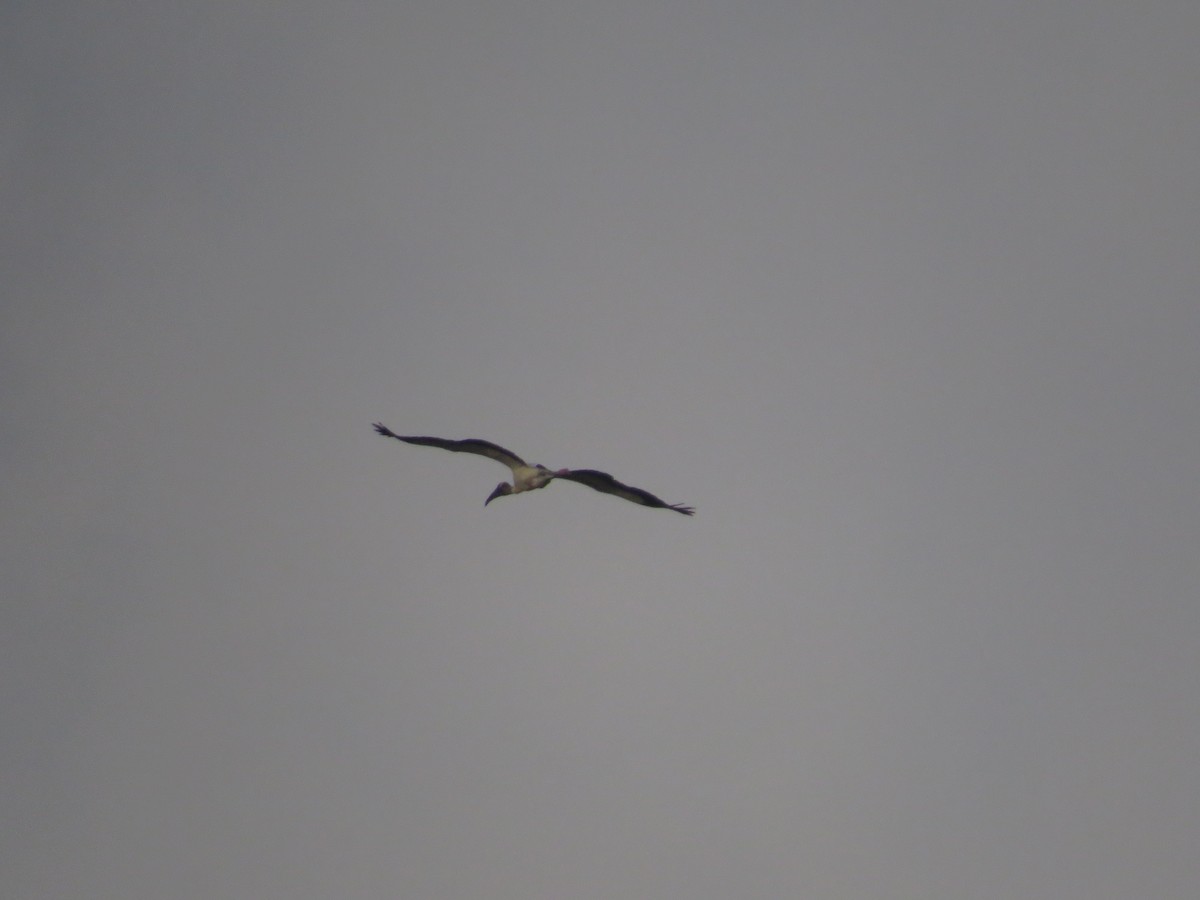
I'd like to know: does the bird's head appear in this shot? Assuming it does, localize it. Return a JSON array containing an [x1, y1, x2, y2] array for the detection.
[[484, 482, 513, 506]]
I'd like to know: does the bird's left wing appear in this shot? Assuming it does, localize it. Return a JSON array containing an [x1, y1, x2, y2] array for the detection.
[[555, 469, 694, 515]]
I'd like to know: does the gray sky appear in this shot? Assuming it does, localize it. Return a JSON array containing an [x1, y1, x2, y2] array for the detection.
[[4, 2, 1198, 897]]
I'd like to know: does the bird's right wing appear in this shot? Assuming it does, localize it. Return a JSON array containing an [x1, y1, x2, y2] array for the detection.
[[555, 469, 694, 515], [373, 424, 527, 470]]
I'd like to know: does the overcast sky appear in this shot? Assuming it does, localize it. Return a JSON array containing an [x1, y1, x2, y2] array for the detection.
[[4, 3, 1199, 898]]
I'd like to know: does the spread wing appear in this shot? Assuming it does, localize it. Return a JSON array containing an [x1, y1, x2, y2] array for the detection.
[[555, 469, 694, 516], [372, 423, 526, 471]]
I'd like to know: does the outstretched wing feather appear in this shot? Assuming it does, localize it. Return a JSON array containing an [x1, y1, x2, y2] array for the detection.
[[372, 423, 526, 469], [556, 469, 694, 516]]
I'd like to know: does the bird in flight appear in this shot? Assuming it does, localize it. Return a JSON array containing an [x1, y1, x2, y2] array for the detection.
[[372, 423, 694, 515]]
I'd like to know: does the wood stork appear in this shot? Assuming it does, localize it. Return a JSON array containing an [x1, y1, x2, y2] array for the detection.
[[372, 423, 694, 515]]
